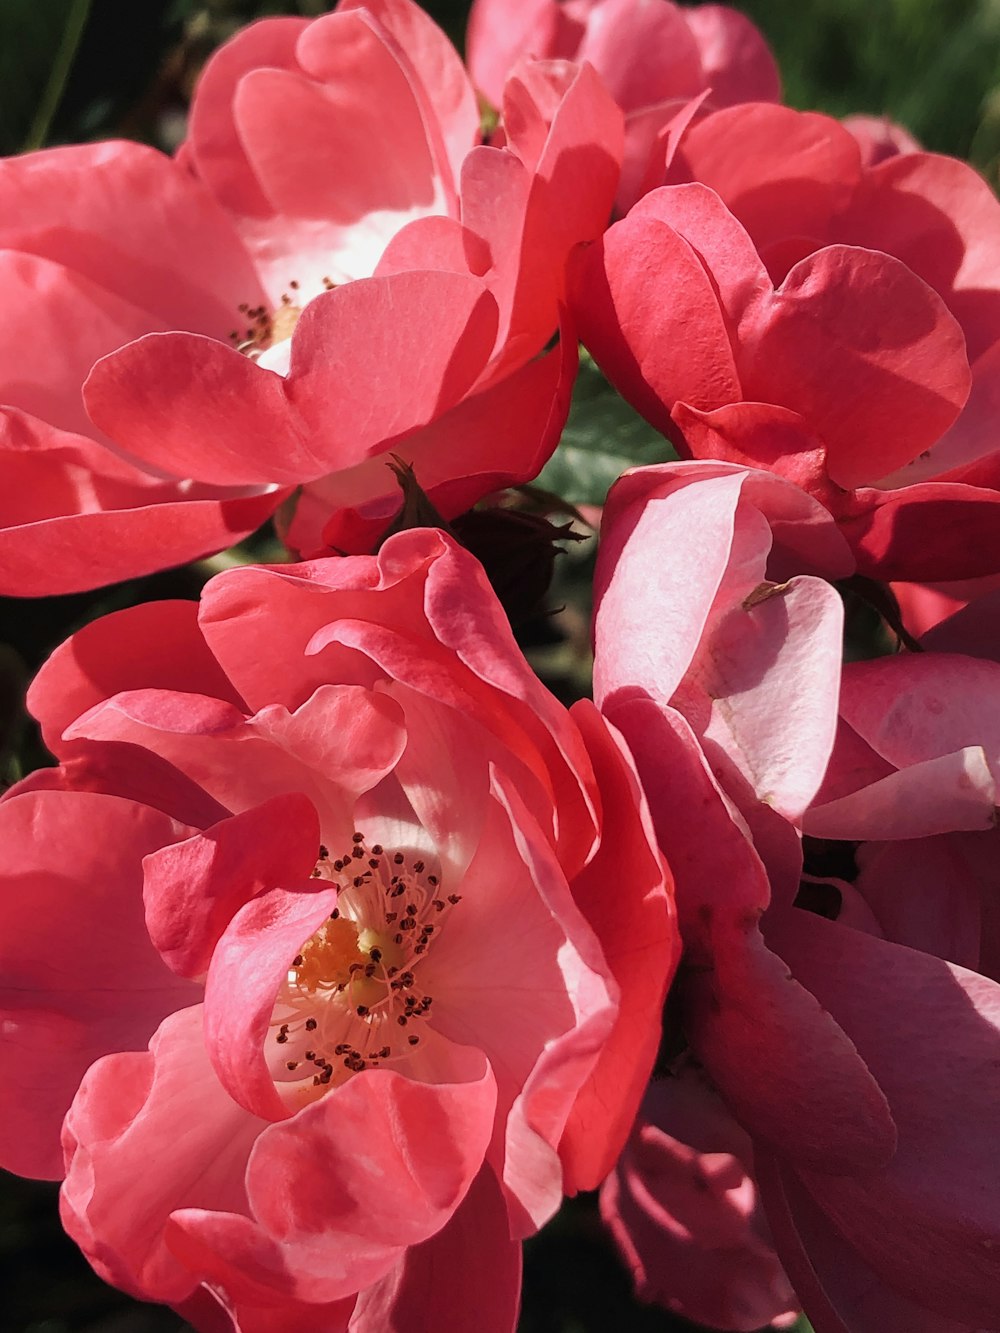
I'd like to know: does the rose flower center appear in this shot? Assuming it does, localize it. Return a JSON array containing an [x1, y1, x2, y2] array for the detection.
[[229, 275, 337, 359], [269, 833, 461, 1094]]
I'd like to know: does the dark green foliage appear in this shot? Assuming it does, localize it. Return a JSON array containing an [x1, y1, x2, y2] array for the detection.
[[538, 358, 678, 507]]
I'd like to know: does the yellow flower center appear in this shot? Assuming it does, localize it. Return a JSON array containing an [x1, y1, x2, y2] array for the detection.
[[229, 275, 337, 359], [269, 833, 461, 1096]]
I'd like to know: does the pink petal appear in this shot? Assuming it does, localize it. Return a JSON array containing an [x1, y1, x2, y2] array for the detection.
[[232, 15, 447, 272], [671, 397, 846, 510], [66, 684, 406, 822], [686, 916, 897, 1175], [378, 685, 500, 885], [422, 773, 613, 1232], [387, 331, 574, 500], [804, 748, 996, 841], [187, 17, 310, 220], [0, 406, 152, 522], [616, 95, 706, 216], [838, 652, 1000, 773], [0, 249, 182, 438], [840, 151, 1000, 365], [765, 909, 1000, 1327], [571, 0, 704, 114], [598, 697, 773, 943], [308, 531, 600, 878], [60, 1004, 269, 1304], [334, 0, 480, 192], [854, 834, 987, 971], [595, 467, 748, 707], [842, 114, 921, 168], [350, 1166, 521, 1333], [569, 209, 740, 432], [205, 881, 342, 1120], [758, 1152, 974, 1333], [842, 479, 1000, 582], [627, 182, 772, 330], [196, 531, 465, 713], [295, 332, 573, 540], [0, 406, 279, 594], [683, 6, 781, 108], [672, 105, 859, 262], [197, 559, 389, 715], [498, 61, 624, 360], [0, 791, 196, 1179], [9, 741, 230, 832], [0, 491, 279, 598], [910, 338, 1000, 481], [28, 599, 245, 754], [603, 1072, 798, 1332], [466, 0, 566, 108], [144, 793, 322, 980], [687, 572, 844, 821], [375, 214, 491, 280], [192, 1289, 353, 1333], [86, 272, 498, 487], [455, 145, 540, 359], [811, 719, 896, 807], [922, 584, 1000, 659], [285, 272, 498, 461], [0, 139, 265, 338], [84, 332, 313, 486], [739, 246, 972, 488], [558, 701, 678, 1192], [595, 463, 846, 812], [170, 1056, 497, 1306]]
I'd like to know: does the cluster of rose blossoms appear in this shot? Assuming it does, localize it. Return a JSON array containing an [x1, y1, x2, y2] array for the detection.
[[3, 0, 1000, 1331]]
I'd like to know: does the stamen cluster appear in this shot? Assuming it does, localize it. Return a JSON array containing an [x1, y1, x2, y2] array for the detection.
[[269, 832, 461, 1090]]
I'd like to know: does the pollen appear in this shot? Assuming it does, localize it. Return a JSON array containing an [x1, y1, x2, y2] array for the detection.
[[230, 279, 304, 358], [268, 832, 460, 1098], [292, 917, 365, 991]]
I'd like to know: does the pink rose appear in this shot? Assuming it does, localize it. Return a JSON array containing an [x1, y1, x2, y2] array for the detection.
[[0, 530, 675, 1330], [570, 172, 1000, 579], [592, 465, 1000, 1330], [0, 0, 622, 594], [644, 101, 1000, 579]]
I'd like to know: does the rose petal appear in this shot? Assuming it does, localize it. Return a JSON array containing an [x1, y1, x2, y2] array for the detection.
[[0, 791, 196, 1179]]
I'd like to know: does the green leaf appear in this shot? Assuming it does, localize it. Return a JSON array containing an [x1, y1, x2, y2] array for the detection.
[[537, 356, 677, 507], [0, 0, 91, 153]]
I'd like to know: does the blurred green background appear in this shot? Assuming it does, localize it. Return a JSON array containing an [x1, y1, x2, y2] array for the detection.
[[2, 0, 999, 1328]]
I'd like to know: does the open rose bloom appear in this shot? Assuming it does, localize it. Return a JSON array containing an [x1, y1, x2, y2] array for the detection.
[[0, 530, 675, 1329], [0, 0, 623, 594]]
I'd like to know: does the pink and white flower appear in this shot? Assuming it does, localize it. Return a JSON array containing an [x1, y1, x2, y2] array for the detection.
[[0, 0, 622, 594], [0, 530, 675, 1330], [592, 463, 1000, 1331]]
